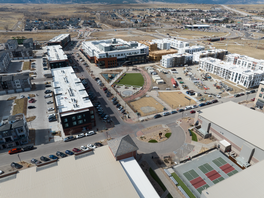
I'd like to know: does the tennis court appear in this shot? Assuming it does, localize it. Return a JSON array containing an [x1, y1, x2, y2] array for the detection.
[[199, 163, 225, 184], [173, 150, 242, 197], [213, 157, 239, 176]]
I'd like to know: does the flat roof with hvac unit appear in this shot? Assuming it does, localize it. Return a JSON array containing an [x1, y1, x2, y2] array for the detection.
[[51, 67, 93, 116], [46, 45, 68, 62]]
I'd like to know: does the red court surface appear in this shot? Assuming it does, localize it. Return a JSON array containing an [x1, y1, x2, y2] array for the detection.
[[190, 177, 207, 189], [205, 170, 221, 181], [220, 164, 235, 174]]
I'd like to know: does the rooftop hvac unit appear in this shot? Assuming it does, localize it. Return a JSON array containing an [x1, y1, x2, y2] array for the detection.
[[64, 77, 69, 83], [68, 88, 74, 97]]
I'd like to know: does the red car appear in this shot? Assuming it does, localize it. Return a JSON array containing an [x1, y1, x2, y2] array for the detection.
[[29, 99, 36, 103], [8, 148, 22, 154], [190, 110, 196, 114], [72, 148, 81, 153], [251, 98, 255, 101]]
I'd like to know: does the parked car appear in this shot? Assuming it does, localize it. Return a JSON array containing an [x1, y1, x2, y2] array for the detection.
[[192, 105, 198, 109], [177, 77, 182, 80], [76, 133, 85, 139], [94, 142, 103, 147], [28, 98, 36, 103], [163, 112, 170, 116], [8, 148, 22, 154], [44, 94, 52, 98], [11, 162, 22, 169], [250, 107, 255, 110], [72, 148, 81, 153], [80, 145, 89, 151], [113, 100, 118, 105], [118, 106, 123, 111], [116, 104, 121, 108], [56, 151, 67, 158], [185, 106, 192, 110], [63, 136, 75, 142], [212, 99, 218, 103], [85, 131, 95, 136], [20, 95, 25, 99], [22, 145, 34, 151], [28, 106, 36, 109], [45, 84, 52, 87], [121, 109, 126, 114], [171, 110, 177, 114], [178, 109, 185, 112], [65, 150, 74, 155], [154, 114, 162, 119], [49, 155, 58, 160], [40, 156, 50, 162], [48, 107, 54, 111], [44, 90, 52, 94], [0, 170, 4, 174], [216, 95, 221, 98], [31, 158, 42, 165], [251, 98, 255, 101], [111, 97, 117, 102], [234, 94, 240, 97], [250, 90, 256, 93], [199, 103, 205, 107], [47, 101, 53, 104], [49, 117, 57, 122], [88, 144, 96, 149], [190, 110, 196, 114]]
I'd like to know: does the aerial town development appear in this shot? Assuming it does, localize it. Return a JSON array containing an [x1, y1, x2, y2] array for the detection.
[[0, 3, 264, 198]]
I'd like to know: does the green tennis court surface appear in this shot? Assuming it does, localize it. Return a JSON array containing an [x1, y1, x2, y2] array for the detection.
[[212, 157, 227, 167], [227, 169, 238, 177], [183, 169, 199, 181], [197, 184, 210, 194], [212, 176, 224, 184], [198, 163, 214, 174]]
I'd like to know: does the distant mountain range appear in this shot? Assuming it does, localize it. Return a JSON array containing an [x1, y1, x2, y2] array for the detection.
[[0, 0, 262, 4]]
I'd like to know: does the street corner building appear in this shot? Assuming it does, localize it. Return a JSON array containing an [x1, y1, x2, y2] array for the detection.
[[51, 67, 95, 135]]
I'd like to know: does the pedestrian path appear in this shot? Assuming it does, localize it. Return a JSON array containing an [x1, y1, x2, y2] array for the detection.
[[147, 91, 172, 110]]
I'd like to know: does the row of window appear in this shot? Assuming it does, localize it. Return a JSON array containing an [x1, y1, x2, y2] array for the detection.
[[100, 52, 140, 59]]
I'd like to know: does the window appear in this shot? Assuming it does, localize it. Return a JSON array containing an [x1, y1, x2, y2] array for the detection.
[[77, 115, 82, 119], [90, 111, 94, 115], [64, 118, 68, 122], [64, 123, 69, 128], [72, 116, 76, 121], [91, 115, 94, 119], [84, 119, 86, 122], [72, 121, 77, 126], [78, 120, 83, 124]]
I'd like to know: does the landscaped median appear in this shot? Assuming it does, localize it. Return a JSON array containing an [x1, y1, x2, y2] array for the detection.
[[171, 172, 196, 198]]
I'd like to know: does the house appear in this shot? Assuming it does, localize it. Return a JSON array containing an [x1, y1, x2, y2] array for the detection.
[[5, 39, 18, 50], [23, 38, 34, 49], [0, 51, 11, 72], [0, 113, 29, 149]]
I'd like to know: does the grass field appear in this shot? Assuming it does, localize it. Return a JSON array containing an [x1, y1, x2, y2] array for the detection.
[[149, 168, 173, 198], [130, 97, 164, 116], [117, 73, 144, 87], [13, 98, 27, 116], [191, 131, 198, 142], [171, 172, 196, 198], [159, 91, 196, 109]]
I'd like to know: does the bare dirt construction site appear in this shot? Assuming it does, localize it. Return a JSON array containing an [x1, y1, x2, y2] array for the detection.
[[129, 97, 164, 116], [90, 30, 156, 41], [158, 91, 196, 109]]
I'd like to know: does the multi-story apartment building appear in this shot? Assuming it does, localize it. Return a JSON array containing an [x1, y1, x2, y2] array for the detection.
[[161, 53, 193, 68], [23, 38, 34, 49], [254, 81, 264, 108], [0, 114, 29, 149], [46, 45, 69, 69], [5, 39, 18, 50], [193, 49, 228, 63], [152, 39, 171, 50], [81, 38, 149, 68], [0, 51, 11, 72], [51, 67, 96, 135], [0, 73, 31, 95], [199, 56, 264, 88], [48, 34, 71, 48]]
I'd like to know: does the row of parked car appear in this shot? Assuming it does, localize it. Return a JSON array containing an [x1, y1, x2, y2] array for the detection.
[[64, 131, 96, 142], [234, 90, 256, 97], [111, 97, 126, 114], [154, 99, 219, 119], [94, 102, 112, 123], [8, 145, 35, 154], [9, 142, 103, 170]]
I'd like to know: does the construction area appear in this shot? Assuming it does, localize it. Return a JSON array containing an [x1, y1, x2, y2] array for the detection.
[[129, 97, 164, 116], [149, 49, 178, 62], [158, 91, 196, 109]]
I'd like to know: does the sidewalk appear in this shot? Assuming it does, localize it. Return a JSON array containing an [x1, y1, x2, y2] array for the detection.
[[147, 91, 172, 110]]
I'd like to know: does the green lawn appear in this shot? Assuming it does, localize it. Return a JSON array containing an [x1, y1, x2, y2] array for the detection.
[[191, 131, 198, 142], [149, 139, 158, 143], [171, 173, 196, 198], [149, 168, 173, 198], [165, 133, 171, 138], [116, 73, 144, 87]]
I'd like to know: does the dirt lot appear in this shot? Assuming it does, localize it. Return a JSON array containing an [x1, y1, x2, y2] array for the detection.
[[90, 30, 156, 41], [12, 98, 27, 115], [129, 97, 164, 116], [0, 12, 23, 30], [22, 61, 31, 70], [158, 91, 196, 109]]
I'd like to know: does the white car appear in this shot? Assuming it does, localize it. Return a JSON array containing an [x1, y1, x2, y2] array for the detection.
[[20, 95, 25, 99], [48, 107, 54, 111], [44, 94, 52, 98], [192, 105, 198, 109], [0, 170, 3, 174], [216, 95, 221, 98], [80, 145, 89, 151], [76, 133, 85, 139], [208, 95, 212, 97], [88, 144, 97, 149], [85, 131, 95, 136]]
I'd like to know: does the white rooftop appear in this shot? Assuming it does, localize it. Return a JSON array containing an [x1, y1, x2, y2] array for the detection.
[[227, 53, 264, 65], [49, 34, 69, 43], [201, 160, 264, 198], [199, 101, 264, 151], [0, 146, 140, 198], [120, 157, 160, 198], [51, 67, 93, 115], [46, 45, 68, 62]]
